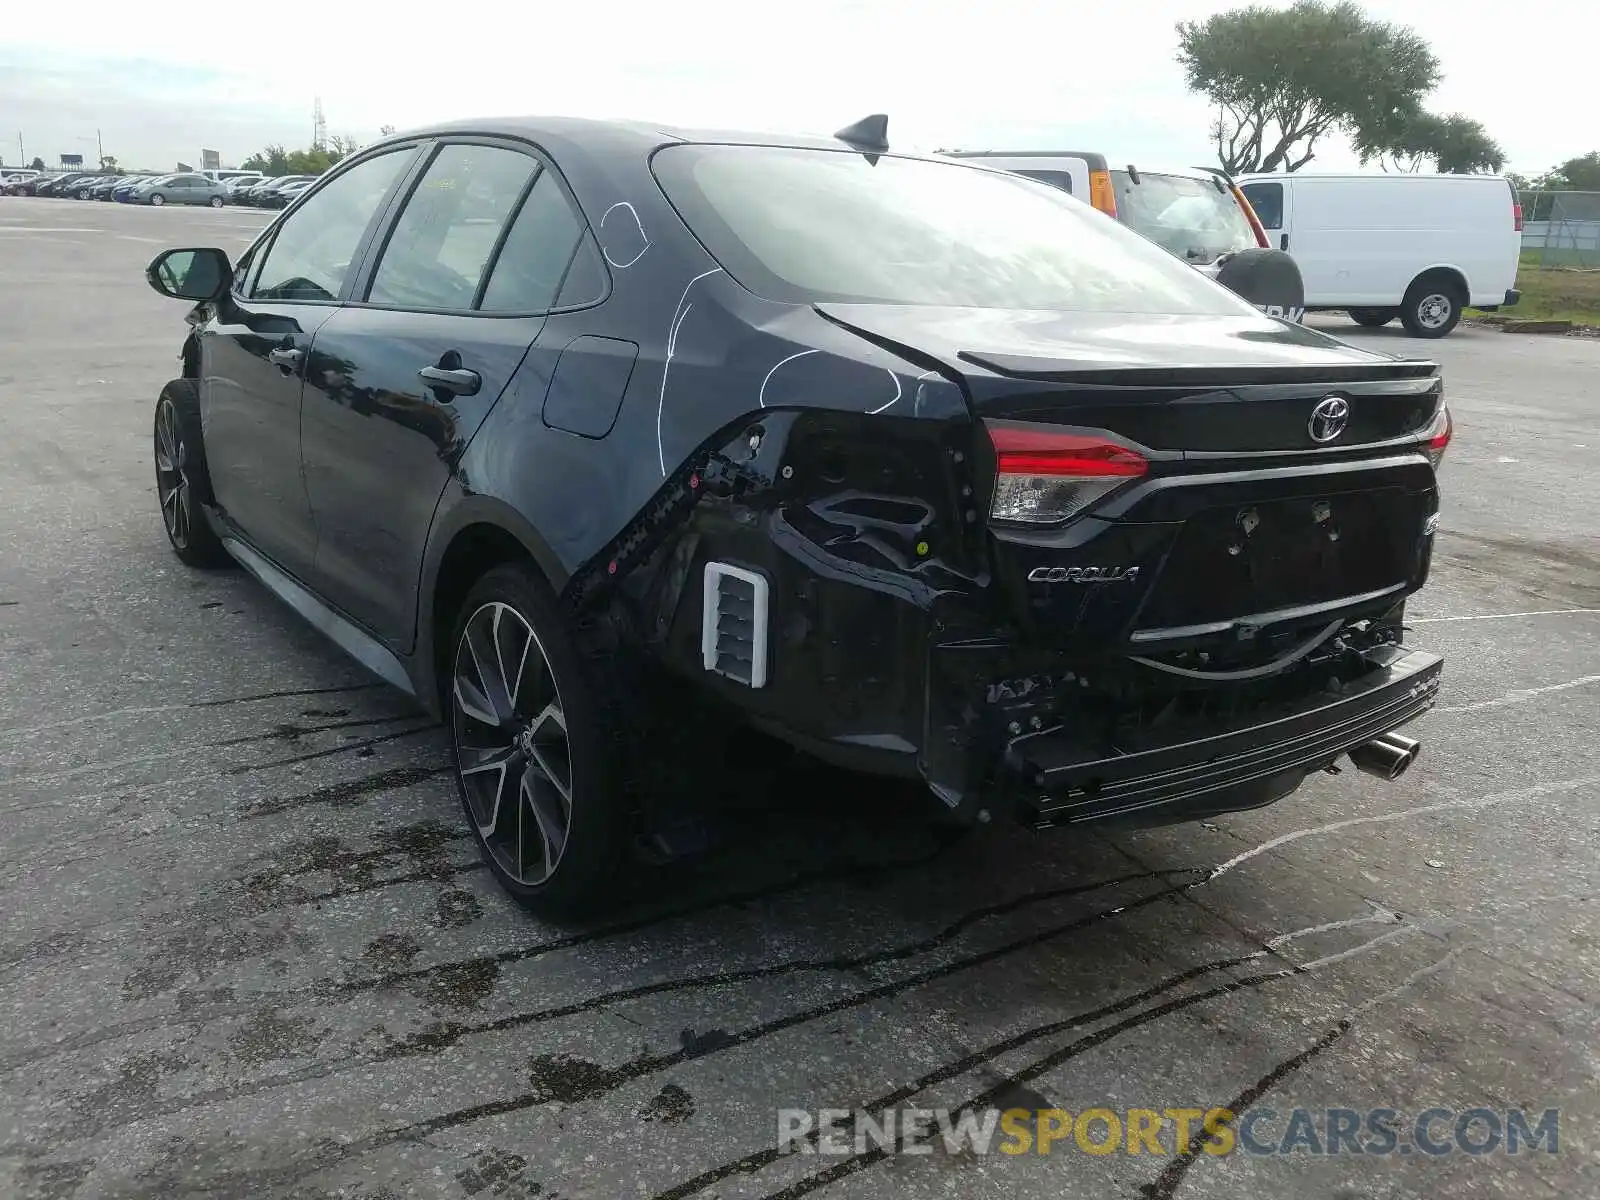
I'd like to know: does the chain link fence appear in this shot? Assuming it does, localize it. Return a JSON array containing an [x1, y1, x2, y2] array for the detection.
[[1520, 190, 1600, 269]]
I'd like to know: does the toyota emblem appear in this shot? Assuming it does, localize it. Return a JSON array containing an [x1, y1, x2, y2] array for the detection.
[[1308, 396, 1350, 443]]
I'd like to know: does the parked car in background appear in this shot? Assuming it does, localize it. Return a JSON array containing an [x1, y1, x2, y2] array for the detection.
[[221, 174, 265, 202], [67, 174, 117, 199], [261, 177, 315, 209], [1237, 172, 1522, 337], [130, 173, 228, 207], [114, 176, 155, 202], [943, 151, 1294, 319], [243, 175, 314, 207], [2, 169, 43, 194], [11, 173, 63, 196], [141, 116, 1447, 913], [88, 175, 130, 201], [36, 173, 96, 197], [202, 168, 266, 187]]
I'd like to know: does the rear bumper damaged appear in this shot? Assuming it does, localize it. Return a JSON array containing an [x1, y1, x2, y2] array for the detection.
[[593, 410, 1444, 832], [1001, 645, 1443, 828]]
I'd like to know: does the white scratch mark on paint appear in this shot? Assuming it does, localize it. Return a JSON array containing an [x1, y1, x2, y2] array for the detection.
[[656, 268, 723, 476], [757, 350, 822, 409], [598, 201, 649, 269], [866, 369, 903, 415]]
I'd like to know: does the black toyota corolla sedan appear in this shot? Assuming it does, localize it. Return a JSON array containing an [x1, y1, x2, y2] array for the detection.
[[145, 114, 1448, 914]]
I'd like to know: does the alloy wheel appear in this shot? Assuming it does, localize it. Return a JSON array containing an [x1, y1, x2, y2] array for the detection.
[[154, 397, 193, 549], [451, 601, 573, 887]]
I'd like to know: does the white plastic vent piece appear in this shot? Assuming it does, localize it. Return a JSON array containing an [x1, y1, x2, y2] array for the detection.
[[701, 562, 769, 688]]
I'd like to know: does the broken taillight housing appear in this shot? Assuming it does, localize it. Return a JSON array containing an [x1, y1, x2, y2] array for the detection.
[[986, 421, 1149, 524], [1421, 403, 1452, 468]]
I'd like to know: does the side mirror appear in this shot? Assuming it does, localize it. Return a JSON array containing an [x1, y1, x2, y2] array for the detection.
[[145, 247, 232, 302]]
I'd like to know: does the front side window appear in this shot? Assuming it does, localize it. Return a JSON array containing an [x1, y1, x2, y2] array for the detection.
[[250, 150, 412, 302], [367, 144, 537, 311], [1110, 171, 1258, 265], [653, 145, 1250, 315]]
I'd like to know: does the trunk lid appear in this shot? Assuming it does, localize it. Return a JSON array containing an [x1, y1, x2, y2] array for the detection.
[[817, 304, 1441, 453]]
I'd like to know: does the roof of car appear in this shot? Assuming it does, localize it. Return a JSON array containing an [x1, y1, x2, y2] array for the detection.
[[373, 115, 942, 161]]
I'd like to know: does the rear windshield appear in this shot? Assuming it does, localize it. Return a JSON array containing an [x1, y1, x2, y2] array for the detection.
[[653, 145, 1252, 315], [1110, 170, 1257, 265]]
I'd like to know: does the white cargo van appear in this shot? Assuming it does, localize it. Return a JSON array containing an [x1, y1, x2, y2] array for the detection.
[[1236, 173, 1522, 338]]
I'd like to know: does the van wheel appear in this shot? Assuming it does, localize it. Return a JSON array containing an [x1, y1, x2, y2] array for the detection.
[[1399, 276, 1464, 338], [1349, 307, 1397, 328]]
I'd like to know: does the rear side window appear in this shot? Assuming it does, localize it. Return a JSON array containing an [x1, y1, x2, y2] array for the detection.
[[251, 149, 412, 302], [367, 144, 538, 311], [653, 145, 1247, 315], [478, 172, 600, 312], [1241, 181, 1283, 230], [1110, 171, 1257, 264], [1013, 169, 1074, 194]]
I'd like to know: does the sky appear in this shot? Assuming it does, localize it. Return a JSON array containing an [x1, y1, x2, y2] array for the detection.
[[2, 1, 1592, 176]]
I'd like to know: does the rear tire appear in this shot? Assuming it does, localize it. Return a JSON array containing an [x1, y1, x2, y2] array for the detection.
[[209, 195, 224, 208], [1399, 276, 1464, 339], [154, 381, 231, 569], [1349, 307, 1397, 328], [446, 563, 631, 918]]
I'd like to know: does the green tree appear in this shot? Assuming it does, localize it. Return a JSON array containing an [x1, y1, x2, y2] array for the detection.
[[1177, 0, 1440, 173], [241, 143, 291, 176], [29, 156, 45, 171], [1553, 151, 1600, 191], [1358, 112, 1505, 174]]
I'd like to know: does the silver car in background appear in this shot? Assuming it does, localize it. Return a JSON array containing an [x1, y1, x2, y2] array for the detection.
[[131, 173, 228, 207]]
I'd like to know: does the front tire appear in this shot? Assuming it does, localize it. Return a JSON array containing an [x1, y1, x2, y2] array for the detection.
[[447, 564, 627, 917], [1399, 276, 1464, 338], [209, 195, 224, 208], [1349, 307, 1397, 328], [154, 381, 230, 568], [149, 193, 165, 207]]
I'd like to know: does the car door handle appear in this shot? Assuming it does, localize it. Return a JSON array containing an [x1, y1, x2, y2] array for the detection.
[[268, 347, 304, 372], [1279, 233, 1289, 251], [418, 365, 481, 398]]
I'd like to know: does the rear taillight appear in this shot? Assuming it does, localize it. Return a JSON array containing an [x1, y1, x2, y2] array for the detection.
[[987, 422, 1148, 524], [1512, 201, 1524, 233], [1089, 169, 1117, 219], [1233, 183, 1269, 248], [1422, 404, 1452, 468]]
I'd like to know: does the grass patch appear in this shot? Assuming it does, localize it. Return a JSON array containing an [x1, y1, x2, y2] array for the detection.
[[1468, 257, 1600, 326]]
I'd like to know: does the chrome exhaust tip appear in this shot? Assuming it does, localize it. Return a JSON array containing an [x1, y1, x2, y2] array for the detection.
[[1348, 732, 1422, 781]]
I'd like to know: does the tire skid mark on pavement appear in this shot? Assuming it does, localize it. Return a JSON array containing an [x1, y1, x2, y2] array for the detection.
[[652, 921, 1439, 1200], [271, 772, 1588, 1191], [1139, 950, 1463, 1200], [1, 840, 953, 1075], [0, 682, 384, 741]]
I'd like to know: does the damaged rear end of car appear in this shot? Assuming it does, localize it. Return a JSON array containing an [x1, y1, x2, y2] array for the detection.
[[625, 141, 1446, 834]]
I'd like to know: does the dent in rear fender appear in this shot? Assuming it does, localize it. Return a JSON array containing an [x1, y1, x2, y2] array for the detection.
[[579, 408, 993, 773]]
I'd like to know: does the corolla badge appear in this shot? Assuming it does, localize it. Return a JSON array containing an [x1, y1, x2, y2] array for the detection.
[[1027, 566, 1141, 584], [1308, 396, 1350, 443]]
